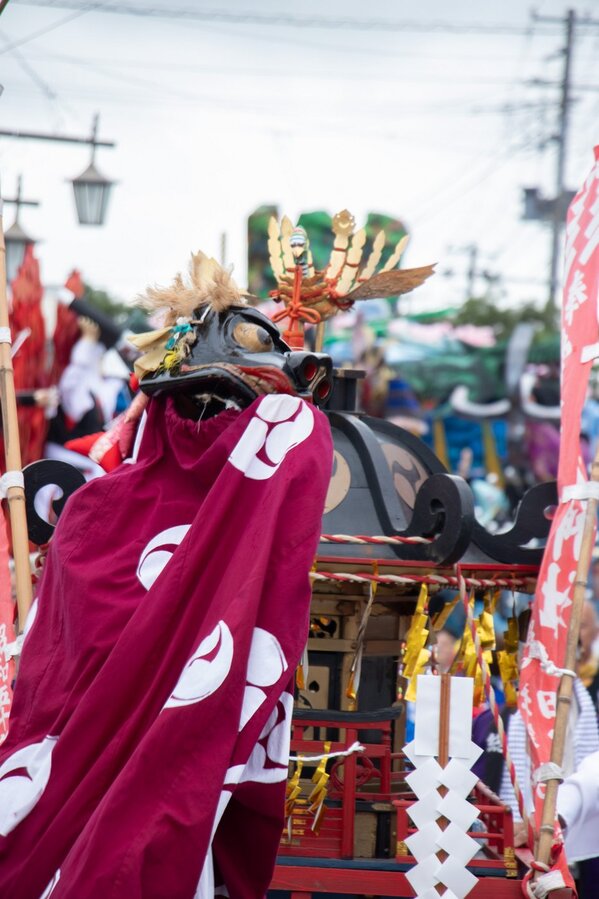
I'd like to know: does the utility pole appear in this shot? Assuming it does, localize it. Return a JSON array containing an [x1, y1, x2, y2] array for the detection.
[[465, 244, 478, 302], [523, 9, 599, 318], [549, 8, 574, 313]]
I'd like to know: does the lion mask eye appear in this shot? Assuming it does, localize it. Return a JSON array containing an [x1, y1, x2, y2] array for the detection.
[[232, 321, 274, 353]]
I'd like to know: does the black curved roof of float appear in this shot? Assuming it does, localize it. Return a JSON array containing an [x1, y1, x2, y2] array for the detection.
[[319, 370, 555, 579]]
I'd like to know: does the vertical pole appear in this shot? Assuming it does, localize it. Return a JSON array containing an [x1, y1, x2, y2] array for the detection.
[[90, 113, 99, 165], [465, 244, 477, 301], [547, 8, 575, 316], [220, 231, 227, 267], [0, 188, 33, 630], [435, 672, 451, 895]]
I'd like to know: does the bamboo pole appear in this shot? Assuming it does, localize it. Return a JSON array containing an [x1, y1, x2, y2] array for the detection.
[[315, 321, 325, 353], [0, 192, 33, 631], [534, 454, 599, 878]]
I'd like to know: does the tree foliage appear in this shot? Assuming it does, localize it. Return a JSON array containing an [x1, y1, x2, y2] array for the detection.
[[450, 296, 555, 341]]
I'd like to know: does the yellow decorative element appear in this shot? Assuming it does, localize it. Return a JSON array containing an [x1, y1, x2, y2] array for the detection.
[[477, 608, 496, 653], [296, 641, 309, 691], [381, 234, 409, 273], [268, 211, 434, 344], [359, 230, 386, 282], [305, 245, 315, 279], [432, 418, 450, 470], [296, 667, 306, 691], [504, 847, 518, 877], [268, 217, 285, 280], [332, 209, 356, 238], [129, 327, 172, 379], [336, 228, 367, 296], [346, 576, 378, 709], [402, 583, 430, 701], [309, 742, 332, 834], [280, 216, 295, 270], [503, 615, 519, 653], [431, 596, 459, 631], [497, 616, 520, 706], [326, 233, 349, 282], [285, 757, 304, 820], [405, 647, 431, 702]]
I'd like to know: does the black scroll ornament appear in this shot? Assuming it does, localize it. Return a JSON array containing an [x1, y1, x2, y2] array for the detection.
[[23, 460, 86, 546]]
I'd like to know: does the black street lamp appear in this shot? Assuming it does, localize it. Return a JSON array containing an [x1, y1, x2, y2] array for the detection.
[[0, 113, 116, 227], [3, 176, 37, 283], [70, 115, 114, 226]]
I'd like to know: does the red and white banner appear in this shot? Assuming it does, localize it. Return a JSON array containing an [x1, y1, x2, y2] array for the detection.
[[519, 147, 599, 885]]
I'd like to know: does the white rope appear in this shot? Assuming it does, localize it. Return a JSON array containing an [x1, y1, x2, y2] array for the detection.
[[561, 482, 599, 502], [526, 870, 567, 898], [289, 741, 364, 762], [0, 327, 12, 345], [0, 470, 24, 498], [528, 640, 576, 679], [533, 762, 564, 785], [2, 633, 25, 661]]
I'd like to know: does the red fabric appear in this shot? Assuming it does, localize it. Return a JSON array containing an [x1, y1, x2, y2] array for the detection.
[[50, 302, 80, 386], [64, 270, 84, 299], [9, 245, 48, 466], [0, 510, 15, 744], [519, 147, 599, 891], [0, 394, 332, 899], [65, 392, 149, 472]]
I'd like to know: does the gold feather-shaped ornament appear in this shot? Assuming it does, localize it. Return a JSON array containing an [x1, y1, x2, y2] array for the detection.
[[304, 244, 315, 279], [280, 216, 295, 271], [380, 234, 409, 273], [336, 228, 367, 296], [357, 229, 386, 282], [268, 217, 285, 281], [326, 209, 355, 281]]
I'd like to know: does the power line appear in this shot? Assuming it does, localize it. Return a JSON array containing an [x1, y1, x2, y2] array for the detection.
[[0, 30, 57, 100], [0, 7, 91, 53], [8, 1, 571, 35]]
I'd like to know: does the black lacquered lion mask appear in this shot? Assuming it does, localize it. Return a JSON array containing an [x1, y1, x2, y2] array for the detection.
[[129, 253, 332, 417]]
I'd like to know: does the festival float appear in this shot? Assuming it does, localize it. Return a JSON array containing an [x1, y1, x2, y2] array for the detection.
[[0, 148, 597, 899]]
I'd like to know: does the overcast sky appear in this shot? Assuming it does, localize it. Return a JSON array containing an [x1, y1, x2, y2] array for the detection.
[[1, 0, 598, 314]]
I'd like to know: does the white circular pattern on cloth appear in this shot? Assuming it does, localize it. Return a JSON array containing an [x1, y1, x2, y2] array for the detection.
[[164, 621, 234, 709], [228, 395, 314, 481], [136, 524, 191, 590], [245, 627, 287, 688], [226, 691, 294, 786], [238, 628, 288, 731], [0, 736, 58, 837]]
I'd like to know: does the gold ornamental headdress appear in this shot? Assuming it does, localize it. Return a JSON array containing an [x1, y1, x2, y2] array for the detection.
[[268, 210, 435, 348]]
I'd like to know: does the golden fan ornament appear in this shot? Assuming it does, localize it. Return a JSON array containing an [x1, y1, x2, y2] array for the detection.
[[268, 209, 435, 348]]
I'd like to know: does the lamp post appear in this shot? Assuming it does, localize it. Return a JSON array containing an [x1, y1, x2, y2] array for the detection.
[[3, 175, 38, 283], [69, 115, 114, 226], [0, 113, 116, 227]]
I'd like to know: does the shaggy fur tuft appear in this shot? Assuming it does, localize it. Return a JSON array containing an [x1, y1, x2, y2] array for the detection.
[[138, 252, 245, 323]]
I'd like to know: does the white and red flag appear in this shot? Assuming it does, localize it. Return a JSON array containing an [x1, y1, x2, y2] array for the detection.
[[519, 147, 599, 888]]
